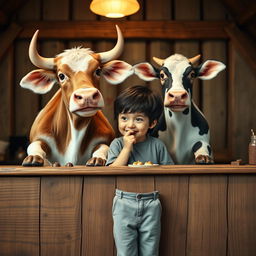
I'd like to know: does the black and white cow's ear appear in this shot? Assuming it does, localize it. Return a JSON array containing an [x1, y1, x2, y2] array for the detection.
[[101, 60, 134, 85], [198, 60, 226, 80], [20, 69, 57, 94], [133, 63, 158, 81]]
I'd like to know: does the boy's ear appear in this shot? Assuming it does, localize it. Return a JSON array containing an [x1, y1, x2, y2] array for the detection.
[[149, 120, 157, 129]]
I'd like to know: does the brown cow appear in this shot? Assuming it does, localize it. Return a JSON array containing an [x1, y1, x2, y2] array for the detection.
[[20, 25, 133, 166]]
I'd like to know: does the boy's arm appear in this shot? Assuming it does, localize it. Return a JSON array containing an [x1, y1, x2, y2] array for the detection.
[[109, 131, 136, 166], [109, 147, 132, 166]]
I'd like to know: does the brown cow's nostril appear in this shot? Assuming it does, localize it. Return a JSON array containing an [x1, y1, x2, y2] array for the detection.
[[74, 94, 83, 100], [92, 91, 100, 100]]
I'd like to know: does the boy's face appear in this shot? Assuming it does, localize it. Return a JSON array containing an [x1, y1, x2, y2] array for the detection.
[[118, 112, 157, 143]]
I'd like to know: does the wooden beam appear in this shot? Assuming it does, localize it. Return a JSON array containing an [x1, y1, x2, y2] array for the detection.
[[18, 21, 230, 40], [225, 23, 256, 74], [0, 23, 22, 61]]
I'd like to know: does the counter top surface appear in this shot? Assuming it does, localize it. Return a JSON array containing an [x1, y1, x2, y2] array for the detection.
[[0, 164, 256, 175]]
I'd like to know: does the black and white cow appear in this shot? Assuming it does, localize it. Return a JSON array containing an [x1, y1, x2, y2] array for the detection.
[[134, 54, 226, 164]]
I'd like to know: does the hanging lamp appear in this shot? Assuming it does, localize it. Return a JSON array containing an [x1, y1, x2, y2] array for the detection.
[[90, 0, 140, 18]]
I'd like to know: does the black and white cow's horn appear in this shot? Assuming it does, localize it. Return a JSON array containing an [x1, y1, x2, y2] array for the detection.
[[189, 54, 201, 64], [29, 30, 55, 70], [99, 25, 124, 63], [153, 57, 164, 66]]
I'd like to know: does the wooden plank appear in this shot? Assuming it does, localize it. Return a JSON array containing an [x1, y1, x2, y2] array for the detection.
[[1, 165, 256, 176], [116, 175, 155, 193], [174, 0, 201, 107], [202, 0, 228, 156], [16, 0, 41, 21], [155, 175, 189, 256], [229, 48, 256, 162], [0, 47, 13, 140], [202, 41, 227, 152], [0, 23, 22, 61], [18, 21, 230, 39], [0, 177, 40, 255], [42, 0, 69, 20], [14, 40, 40, 136], [82, 176, 116, 256], [225, 23, 256, 74], [41, 176, 82, 256], [186, 175, 227, 256], [147, 0, 172, 97], [72, 0, 97, 20], [228, 175, 256, 256]]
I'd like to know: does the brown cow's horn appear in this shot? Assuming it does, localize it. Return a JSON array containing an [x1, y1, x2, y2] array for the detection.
[[29, 30, 55, 70], [99, 25, 124, 63], [153, 57, 164, 66], [188, 54, 201, 64]]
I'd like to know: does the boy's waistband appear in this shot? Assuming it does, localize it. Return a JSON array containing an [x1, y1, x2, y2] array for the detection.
[[115, 189, 159, 200]]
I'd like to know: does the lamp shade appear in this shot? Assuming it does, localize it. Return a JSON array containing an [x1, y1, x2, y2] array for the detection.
[[90, 0, 140, 18]]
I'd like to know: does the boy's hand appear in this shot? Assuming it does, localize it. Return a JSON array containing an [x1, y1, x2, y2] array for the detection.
[[123, 130, 136, 150]]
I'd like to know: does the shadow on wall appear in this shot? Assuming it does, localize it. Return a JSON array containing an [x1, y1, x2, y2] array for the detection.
[[0, 136, 29, 165]]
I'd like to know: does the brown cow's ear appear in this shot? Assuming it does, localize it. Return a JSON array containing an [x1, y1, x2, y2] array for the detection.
[[20, 69, 57, 94], [198, 60, 226, 80], [101, 60, 133, 84], [133, 63, 158, 81]]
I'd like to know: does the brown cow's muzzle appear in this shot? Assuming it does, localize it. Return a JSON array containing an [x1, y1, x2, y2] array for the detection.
[[164, 90, 189, 112], [69, 88, 104, 117]]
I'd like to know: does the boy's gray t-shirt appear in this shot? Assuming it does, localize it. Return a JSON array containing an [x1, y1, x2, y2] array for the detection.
[[106, 135, 174, 165]]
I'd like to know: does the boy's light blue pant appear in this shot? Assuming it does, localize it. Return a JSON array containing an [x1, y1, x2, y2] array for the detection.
[[112, 189, 162, 256]]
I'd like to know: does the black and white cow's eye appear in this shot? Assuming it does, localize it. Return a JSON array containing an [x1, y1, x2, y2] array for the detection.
[[95, 68, 101, 76], [189, 71, 196, 79], [58, 72, 68, 83], [159, 71, 167, 80]]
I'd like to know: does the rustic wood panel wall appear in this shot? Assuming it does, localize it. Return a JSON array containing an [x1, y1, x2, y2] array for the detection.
[[0, 172, 255, 256], [0, 0, 255, 163]]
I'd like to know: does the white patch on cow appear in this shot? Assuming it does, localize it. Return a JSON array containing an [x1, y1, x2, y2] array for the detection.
[[159, 105, 211, 164], [30, 117, 108, 166], [92, 144, 109, 160], [57, 47, 94, 72], [164, 54, 190, 92]]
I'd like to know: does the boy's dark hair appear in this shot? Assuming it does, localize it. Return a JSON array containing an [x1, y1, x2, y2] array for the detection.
[[114, 85, 163, 124]]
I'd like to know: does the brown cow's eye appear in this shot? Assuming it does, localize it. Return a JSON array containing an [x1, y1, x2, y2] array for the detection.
[[58, 72, 68, 83], [189, 71, 196, 79]]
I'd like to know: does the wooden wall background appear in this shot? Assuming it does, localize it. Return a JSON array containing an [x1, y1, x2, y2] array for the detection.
[[0, 0, 255, 163]]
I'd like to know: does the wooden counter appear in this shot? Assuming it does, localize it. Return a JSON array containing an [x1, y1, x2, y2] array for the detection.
[[0, 165, 255, 256]]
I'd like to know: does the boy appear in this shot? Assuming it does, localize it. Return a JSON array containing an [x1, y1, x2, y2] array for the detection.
[[107, 85, 173, 256], [106, 85, 173, 166]]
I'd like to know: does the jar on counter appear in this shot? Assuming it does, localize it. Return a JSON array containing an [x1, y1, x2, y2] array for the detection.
[[249, 129, 256, 164]]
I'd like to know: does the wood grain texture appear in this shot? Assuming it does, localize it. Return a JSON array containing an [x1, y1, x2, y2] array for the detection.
[[155, 175, 189, 256], [0, 177, 40, 256], [228, 175, 256, 256], [18, 21, 230, 39], [82, 176, 116, 256], [186, 175, 227, 256], [40, 176, 82, 256]]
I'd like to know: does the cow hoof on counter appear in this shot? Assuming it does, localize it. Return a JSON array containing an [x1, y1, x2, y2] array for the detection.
[[22, 155, 44, 166], [52, 162, 61, 167], [195, 155, 214, 164], [86, 157, 106, 166], [65, 162, 74, 167]]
